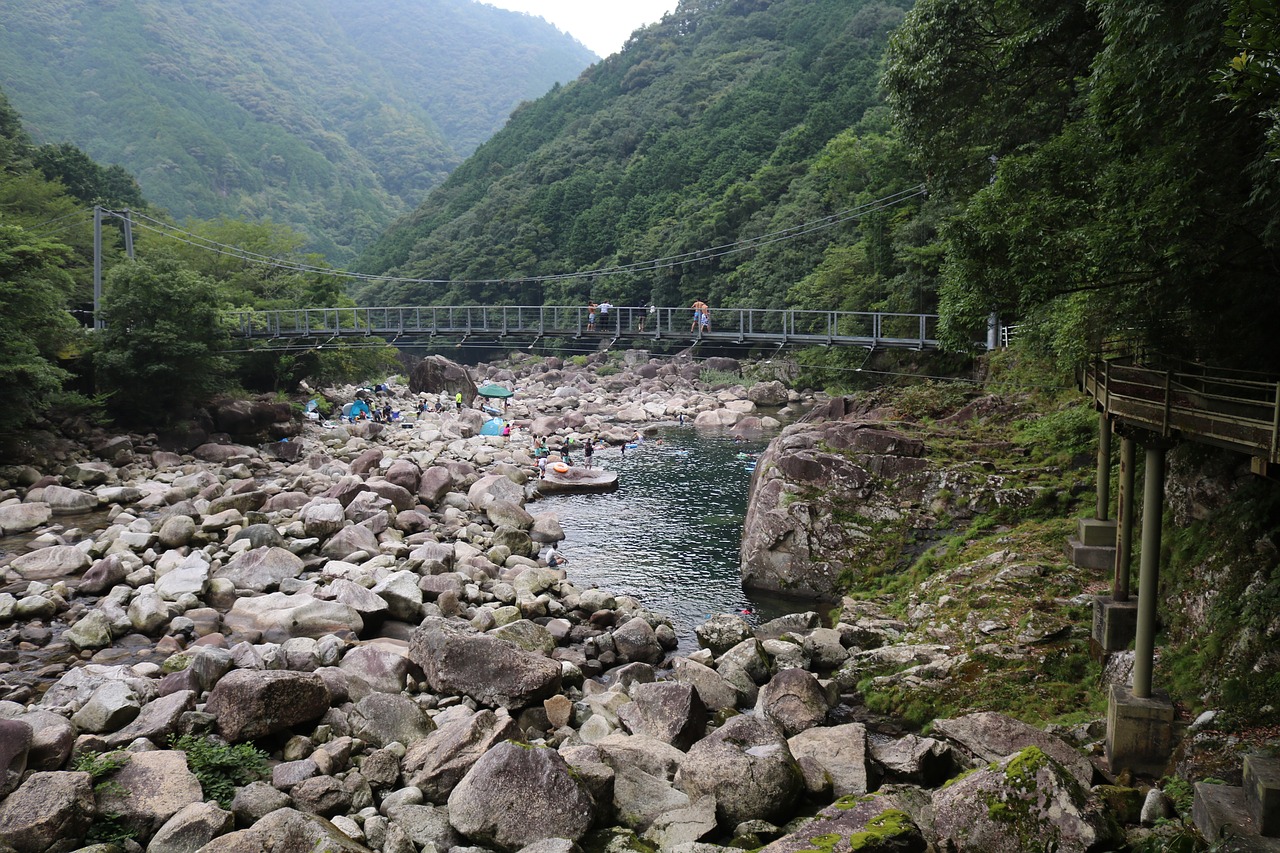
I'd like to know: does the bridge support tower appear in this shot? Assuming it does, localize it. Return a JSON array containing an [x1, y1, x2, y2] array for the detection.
[[1092, 429, 1138, 654]]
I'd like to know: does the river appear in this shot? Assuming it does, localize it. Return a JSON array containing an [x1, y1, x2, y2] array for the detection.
[[533, 426, 815, 651]]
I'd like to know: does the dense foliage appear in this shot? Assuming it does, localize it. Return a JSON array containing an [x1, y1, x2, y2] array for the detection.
[[885, 0, 1280, 368], [356, 0, 939, 324], [0, 0, 595, 263]]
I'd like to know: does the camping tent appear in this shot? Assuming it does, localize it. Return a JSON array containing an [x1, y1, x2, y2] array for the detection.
[[480, 418, 506, 436], [342, 399, 372, 420], [476, 384, 514, 399]]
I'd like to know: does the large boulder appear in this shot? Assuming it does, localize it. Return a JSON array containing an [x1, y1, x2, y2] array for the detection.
[[931, 747, 1118, 852], [674, 715, 802, 828], [759, 790, 930, 853], [447, 740, 596, 852], [931, 711, 1093, 787], [0, 503, 51, 535], [0, 771, 94, 853], [409, 617, 562, 709], [94, 749, 204, 838], [410, 355, 477, 401], [0, 719, 30, 798], [787, 723, 870, 798], [535, 466, 619, 496], [756, 667, 830, 736], [198, 807, 370, 852], [224, 592, 363, 642], [616, 682, 706, 750], [740, 420, 931, 599], [205, 670, 331, 742], [403, 708, 522, 802], [10, 544, 91, 580], [349, 692, 436, 748], [214, 546, 304, 592]]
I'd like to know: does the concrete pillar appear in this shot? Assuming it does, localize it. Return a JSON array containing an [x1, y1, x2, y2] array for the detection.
[[1132, 442, 1167, 700], [1096, 414, 1112, 521], [1113, 435, 1136, 602]]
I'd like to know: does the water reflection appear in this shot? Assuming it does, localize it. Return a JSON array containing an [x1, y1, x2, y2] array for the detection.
[[535, 427, 808, 650]]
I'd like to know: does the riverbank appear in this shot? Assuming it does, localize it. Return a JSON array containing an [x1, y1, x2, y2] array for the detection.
[[0, 349, 1255, 851]]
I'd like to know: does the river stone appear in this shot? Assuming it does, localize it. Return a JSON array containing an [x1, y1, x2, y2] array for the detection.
[[409, 617, 562, 709], [0, 719, 30, 798], [0, 502, 51, 535], [616, 682, 706, 750], [612, 617, 664, 664], [148, 800, 235, 853], [695, 614, 754, 656], [930, 711, 1093, 787], [757, 668, 829, 736], [447, 741, 596, 851], [350, 692, 436, 748], [644, 791, 719, 849], [95, 750, 204, 837], [79, 553, 130, 594], [490, 620, 557, 656], [403, 708, 522, 802], [372, 570, 424, 621], [303, 500, 347, 539], [15, 710, 73, 771], [200, 807, 370, 853], [215, 546, 305, 592], [468, 473, 524, 510], [931, 747, 1117, 852], [868, 734, 952, 785], [103, 689, 197, 748], [70, 680, 142, 733], [675, 715, 802, 828], [0, 771, 94, 853], [418, 466, 454, 506], [758, 789, 929, 853], [611, 762, 691, 832], [595, 734, 687, 783], [224, 592, 363, 642], [157, 513, 197, 547], [322, 522, 382, 561], [671, 658, 741, 712], [64, 610, 114, 650], [156, 551, 211, 600], [787, 723, 870, 798], [41, 484, 99, 513], [339, 641, 416, 694], [529, 513, 565, 544], [205, 670, 331, 742], [10, 544, 90, 580]]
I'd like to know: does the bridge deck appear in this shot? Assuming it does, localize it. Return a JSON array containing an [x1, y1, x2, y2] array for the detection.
[[1082, 357, 1280, 465], [229, 305, 941, 350]]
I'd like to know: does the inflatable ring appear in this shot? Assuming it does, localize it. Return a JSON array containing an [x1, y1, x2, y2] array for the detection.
[[552, 462, 569, 474]]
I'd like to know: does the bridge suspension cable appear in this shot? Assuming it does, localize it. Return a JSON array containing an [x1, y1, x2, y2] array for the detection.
[[115, 183, 927, 287]]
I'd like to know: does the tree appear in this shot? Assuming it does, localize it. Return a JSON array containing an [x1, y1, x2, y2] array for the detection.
[[93, 256, 233, 424], [0, 224, 77, 435]]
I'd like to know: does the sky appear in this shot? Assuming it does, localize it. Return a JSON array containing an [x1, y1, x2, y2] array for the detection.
[[481, 1, 681, 57]]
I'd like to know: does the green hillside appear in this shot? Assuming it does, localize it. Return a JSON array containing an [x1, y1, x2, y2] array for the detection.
[[355, 0, 933, 316], [0, 0, 596, 263]]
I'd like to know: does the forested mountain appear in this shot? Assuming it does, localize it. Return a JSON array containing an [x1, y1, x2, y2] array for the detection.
[[0, 0, 596, 263], [356, 0, 934, 318]]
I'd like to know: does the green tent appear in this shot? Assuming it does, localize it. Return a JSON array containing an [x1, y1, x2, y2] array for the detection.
[[476, 384, 514, 398]]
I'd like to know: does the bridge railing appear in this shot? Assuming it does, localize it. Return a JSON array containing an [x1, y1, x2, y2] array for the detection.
[[229, 305, 941, 347], [1083, 356, 1280, 464]]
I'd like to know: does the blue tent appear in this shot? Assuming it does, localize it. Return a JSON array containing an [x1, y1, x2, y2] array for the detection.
[[480, 417, 506, 436], [342, 399, 372, 419]]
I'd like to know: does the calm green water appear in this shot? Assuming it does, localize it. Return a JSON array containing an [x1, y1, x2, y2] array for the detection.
[[534, 427, 811, 650]]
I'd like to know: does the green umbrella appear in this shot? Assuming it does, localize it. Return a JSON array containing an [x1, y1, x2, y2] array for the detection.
[[476, 384, 514, 398]]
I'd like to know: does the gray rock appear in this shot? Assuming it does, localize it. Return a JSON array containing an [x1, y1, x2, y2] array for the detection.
[[611, 763, 691, 832], [64, 610, 114, 650], [529, 513, 565, 544], [128, 589, 172, 634], [757, 789, 929, 853], [0, 502, 51, 535], [372, 570, 424, 622], [199, 807, 368, 852], [205, 670, 330, 742], [224, 591, 363, 642], [70, 680, 142, 733], [0, 771, 94, 853], [230, 780, 293, 828], [291, 775, 352, 817], [16, 710, 73, 771], [95, 750, 204, 838], [78, 554, 131, 594], [447, 740, 596, 852], [409, 617, 561, 709], [787, 723, 870, 798], [868, 734, 951, 786], [617, 682, 706, 750], [10, 544, 90, 580], [303, 500, 347, 539], [403, 708, 521, 802], [157, 514, 198, 548], [350, 692, 436, 749], [594, 734, 687, 783], [103, 689, 196, 748], [1140, 787, 1173, 825], [490, 619, 557, 655], [670, 658, 742, 712], [214, 546, 305, 592], [386, 803, 461, 852], [468, 473, 525, 510], [931, 711, 1093, 787], [675, 715, 802, 828], [757, 668, 829, 736], [418, 466, 454, 506], [338, 641, 416, 694], [156, 552, 211, 600], [612, 617, 664, 664], [931, 747, 1117, 852], [41, 484, 99, 513], [321, 523, 381, 561], [147, 800, 234, 853], [695, 615, 754, 657], [645, 791, 718, 849], [0, 719, 30, 798]]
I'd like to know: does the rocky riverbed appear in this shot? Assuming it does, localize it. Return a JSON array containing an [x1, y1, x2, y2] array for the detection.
[[0, 351, 1187, 852]]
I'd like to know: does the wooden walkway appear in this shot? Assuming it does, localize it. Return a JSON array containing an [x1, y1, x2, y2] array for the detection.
[[1081, 357, 1280, 470], [228, 305, 941, 350]]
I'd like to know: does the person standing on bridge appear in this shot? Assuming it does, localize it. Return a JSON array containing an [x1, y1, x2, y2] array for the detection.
[[598, 301, 613, 331], [587, 301, 598, 331], [701, 303, 712, 333]]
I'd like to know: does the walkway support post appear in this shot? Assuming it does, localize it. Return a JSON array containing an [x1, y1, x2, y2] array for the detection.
[[1096, 414, 1112, 521], [93, 206, 104, 330], [1132, 442, 1166, 699], [1114, 435, 1136, 602]]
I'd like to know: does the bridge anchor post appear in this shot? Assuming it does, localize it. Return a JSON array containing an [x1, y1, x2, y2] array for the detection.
[[1092, 431, 1138, 655], [1066, 413, 1117, 570]]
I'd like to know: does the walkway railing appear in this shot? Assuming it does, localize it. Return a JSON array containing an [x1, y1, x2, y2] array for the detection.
[[1082, 356, 1280, 465], [228, 305, 941, 350]]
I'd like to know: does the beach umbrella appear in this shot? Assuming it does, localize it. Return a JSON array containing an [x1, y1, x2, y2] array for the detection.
[[476, 384, 514, 398]]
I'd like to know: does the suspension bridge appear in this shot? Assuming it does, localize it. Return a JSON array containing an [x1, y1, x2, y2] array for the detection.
[[227, 305, 942, 350]]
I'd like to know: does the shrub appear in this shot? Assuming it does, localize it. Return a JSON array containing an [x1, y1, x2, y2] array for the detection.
[[171, 734, 269, 808]]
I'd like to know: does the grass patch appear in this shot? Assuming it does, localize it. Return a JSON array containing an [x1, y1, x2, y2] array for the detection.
[[171, 734, 269, 808]]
